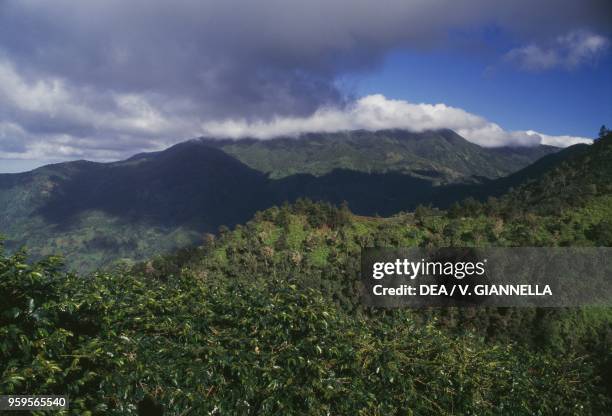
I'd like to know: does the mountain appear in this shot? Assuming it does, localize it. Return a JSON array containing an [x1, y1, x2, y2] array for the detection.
[[200, 129, 557, 181], [0, 129, 560, 271], [0, 143, 271, 271], [444, 134, 610, 216], [433, 142, 593, 205], [34, 143, 269, 228], [496, 135, 611, 215], [147, 132, 612, 287]]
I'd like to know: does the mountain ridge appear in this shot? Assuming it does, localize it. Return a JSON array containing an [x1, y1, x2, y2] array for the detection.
[[196, 128, 559, 180], [0, 128, 573, 271]]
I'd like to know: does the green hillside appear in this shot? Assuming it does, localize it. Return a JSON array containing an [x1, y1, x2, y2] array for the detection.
[[444, 133, 612, 221], [0, 145, 270, 271], [0, 129, 558, 272], [208, 129, 557, 180], [498, 134, 612, 215], [3, 244, 609, 415], [1, 133, 610, 414]]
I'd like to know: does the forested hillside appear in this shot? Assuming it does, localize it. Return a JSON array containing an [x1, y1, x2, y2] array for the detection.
[[204, 129, 557, 180], [0, 129, 558, 272], [1, 133, 610, 414]]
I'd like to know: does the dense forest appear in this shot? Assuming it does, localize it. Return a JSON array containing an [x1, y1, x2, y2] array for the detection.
[[1, 133, 611, 414]]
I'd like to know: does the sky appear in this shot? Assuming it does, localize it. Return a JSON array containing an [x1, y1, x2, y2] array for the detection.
[[0, 0, 611, 173]]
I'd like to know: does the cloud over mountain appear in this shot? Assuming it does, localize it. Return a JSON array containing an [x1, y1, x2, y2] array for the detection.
[[202, 94, 593, 147]]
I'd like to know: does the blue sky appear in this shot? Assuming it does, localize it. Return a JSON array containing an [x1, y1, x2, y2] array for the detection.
[[352, 47, 611, 138], [0, 1, 611, 173]]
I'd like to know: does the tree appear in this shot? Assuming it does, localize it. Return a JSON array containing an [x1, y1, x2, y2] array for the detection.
[[275, 204, 292, 229], [586, 220, 612, 245], [598, 125, 610, 140], [414, 204, 432, 225], [331, 201, 352, 229]]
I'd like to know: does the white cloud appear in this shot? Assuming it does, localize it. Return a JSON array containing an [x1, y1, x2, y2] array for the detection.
[[0, 58, 202, 161], [523, 130, 593, 147], [201, 94, 592, 148], [0, 58, 178, 137], [503, 30, 609, 71], [0, 63, 593, 167]]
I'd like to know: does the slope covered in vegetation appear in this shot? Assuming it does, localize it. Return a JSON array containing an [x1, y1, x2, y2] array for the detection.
[[0, 129, 557, 272], [209, 129, 557, 180], [2, 240, 610, 415], [1, 134, 610, 414]]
